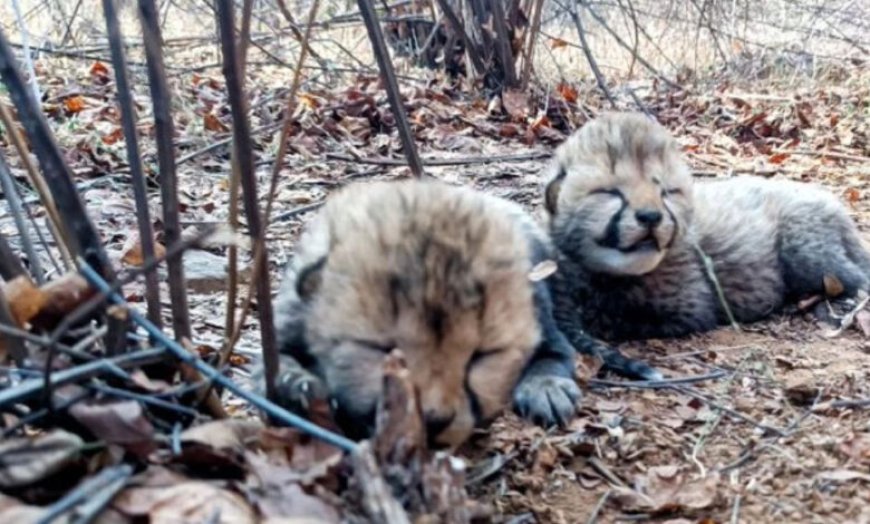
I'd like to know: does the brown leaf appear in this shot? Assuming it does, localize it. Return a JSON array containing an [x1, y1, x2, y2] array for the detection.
[[101, 127, 124, 145], [845, 187, 861, 204], [768, 152, 790, 164], [69, 400, 154, 455], [90, 60, 109, 78], [181, 418, 264, 450], [549, 37, 569, 49], [63, 96, 86, 114], [2, 275, 46, 326], [243, 455, 341, 522], [203, 112, 229, 132], [0, 430, 84, 488], [499, 123, 521, 137], [823, 274, 845, 297], [557, 83, 578, 103], [612, 466, 719, 514], [122, 235, 167, 266], [502, 89, 530, 120], [113, 479, 257, 523]]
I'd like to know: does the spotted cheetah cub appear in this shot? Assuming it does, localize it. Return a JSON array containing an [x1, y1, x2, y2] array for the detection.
[[270, 179, 585, 449], [545, 112, 870, 346]]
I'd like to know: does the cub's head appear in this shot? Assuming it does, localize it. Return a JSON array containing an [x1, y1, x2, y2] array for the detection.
[[277, 181, 540, 449], [544, 112, 693, 276]]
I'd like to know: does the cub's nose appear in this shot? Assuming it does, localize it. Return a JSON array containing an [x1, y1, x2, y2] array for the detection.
[[635, 208, 663, 226], [424, 411, 455, 444]]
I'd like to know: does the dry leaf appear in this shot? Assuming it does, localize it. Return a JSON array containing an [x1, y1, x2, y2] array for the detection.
[[528, 260, 558, 282], [768, 152, 790, 164], [845, 187, 861, 203], [550, 38, 569, 49], [181, 419, 264, 450], [101, 127, 124, 145], [69, 400, 154, 453], [122, 235, 167, 266], [613, 466, 719, 514], [114, 480, 257, 523], [90, 60, 109, 78], [2, 275, 46, 326], [823, 274, 845, 297], [0, 430, 84, 488], [298, 92, 321, 110], [63, 96, 86, 113], [557, 83, 578, 103], [203, 112, 229, 132]]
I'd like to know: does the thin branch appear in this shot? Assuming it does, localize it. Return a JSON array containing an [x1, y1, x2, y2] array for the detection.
[[521, 0, 545, 89], [0, 154, 44, 283], [0, 230, 26, 279], [487, 0, 518, 87], [138, 0, 192, 342], [561, 0, 616, 107], [0, 283, 28, 365], [434, 0, 486, 75], [357, 0, 426, 177], [103, 0, 162, 329], [0, 102, 73, 268], [216, 0, 280, 399]]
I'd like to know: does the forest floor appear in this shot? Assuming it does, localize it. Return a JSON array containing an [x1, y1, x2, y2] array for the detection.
[[1, 45, 869, 522]]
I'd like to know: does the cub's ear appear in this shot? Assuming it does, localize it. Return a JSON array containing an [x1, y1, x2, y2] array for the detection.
[[296, 257, 326, 302], [544, 166, 566, 216]]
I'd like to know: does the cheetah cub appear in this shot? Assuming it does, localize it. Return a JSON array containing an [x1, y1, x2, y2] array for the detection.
[[270, 179, 585, 449], [545, 112, 870, 345]]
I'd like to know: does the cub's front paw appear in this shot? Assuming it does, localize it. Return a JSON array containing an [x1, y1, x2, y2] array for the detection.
[[513, 375, 581, 427], [251, 357, 328, 415]]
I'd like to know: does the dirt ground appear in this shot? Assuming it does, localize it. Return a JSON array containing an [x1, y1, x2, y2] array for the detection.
[[1, 25, 869, 521]]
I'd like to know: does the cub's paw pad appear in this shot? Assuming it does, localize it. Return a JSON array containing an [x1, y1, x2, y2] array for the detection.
[[513, 375, 581, 427]]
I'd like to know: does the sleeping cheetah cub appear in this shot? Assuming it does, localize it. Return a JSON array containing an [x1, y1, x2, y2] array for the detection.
[[545, 112, 870, 344], [269, 179, 585, 449]]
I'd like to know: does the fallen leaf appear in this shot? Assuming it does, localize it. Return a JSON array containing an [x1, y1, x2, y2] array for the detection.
[[298, 92, 321, 110], [0, 430, 84, 488], [121, 235, 167, 266], [90, 60, 109, 79], [63, 96, 86, 114], [613, 466, 719, 514], [783, 369, 818, 405], [550, 37, 569, 49], [114, 480, 257, 523], [557, 83, 578, 103], [203, 112, 229, 132], [2, 275, 46, 326], [823, 274, 845, 297], [845, 187, 861, 203], [101, 127, 124, 145], [768, 152, 790, 164], [181, 418, 264, 450], [69, 400, 154, 455]]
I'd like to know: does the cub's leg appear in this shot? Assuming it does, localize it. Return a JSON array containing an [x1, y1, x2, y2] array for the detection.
[[513, 279, 582, 426], [250, 354, 329, 416], [779, 205, 870, 299]]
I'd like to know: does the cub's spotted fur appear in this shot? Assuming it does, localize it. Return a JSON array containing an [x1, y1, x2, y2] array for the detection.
[[271, 179, 583, 448], [546, 112, 870, 345]]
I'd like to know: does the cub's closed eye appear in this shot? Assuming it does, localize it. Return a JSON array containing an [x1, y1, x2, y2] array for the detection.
[[589, 188, 623, 198], [662, 188, 683, 196], [350, 339, 395, 353]]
